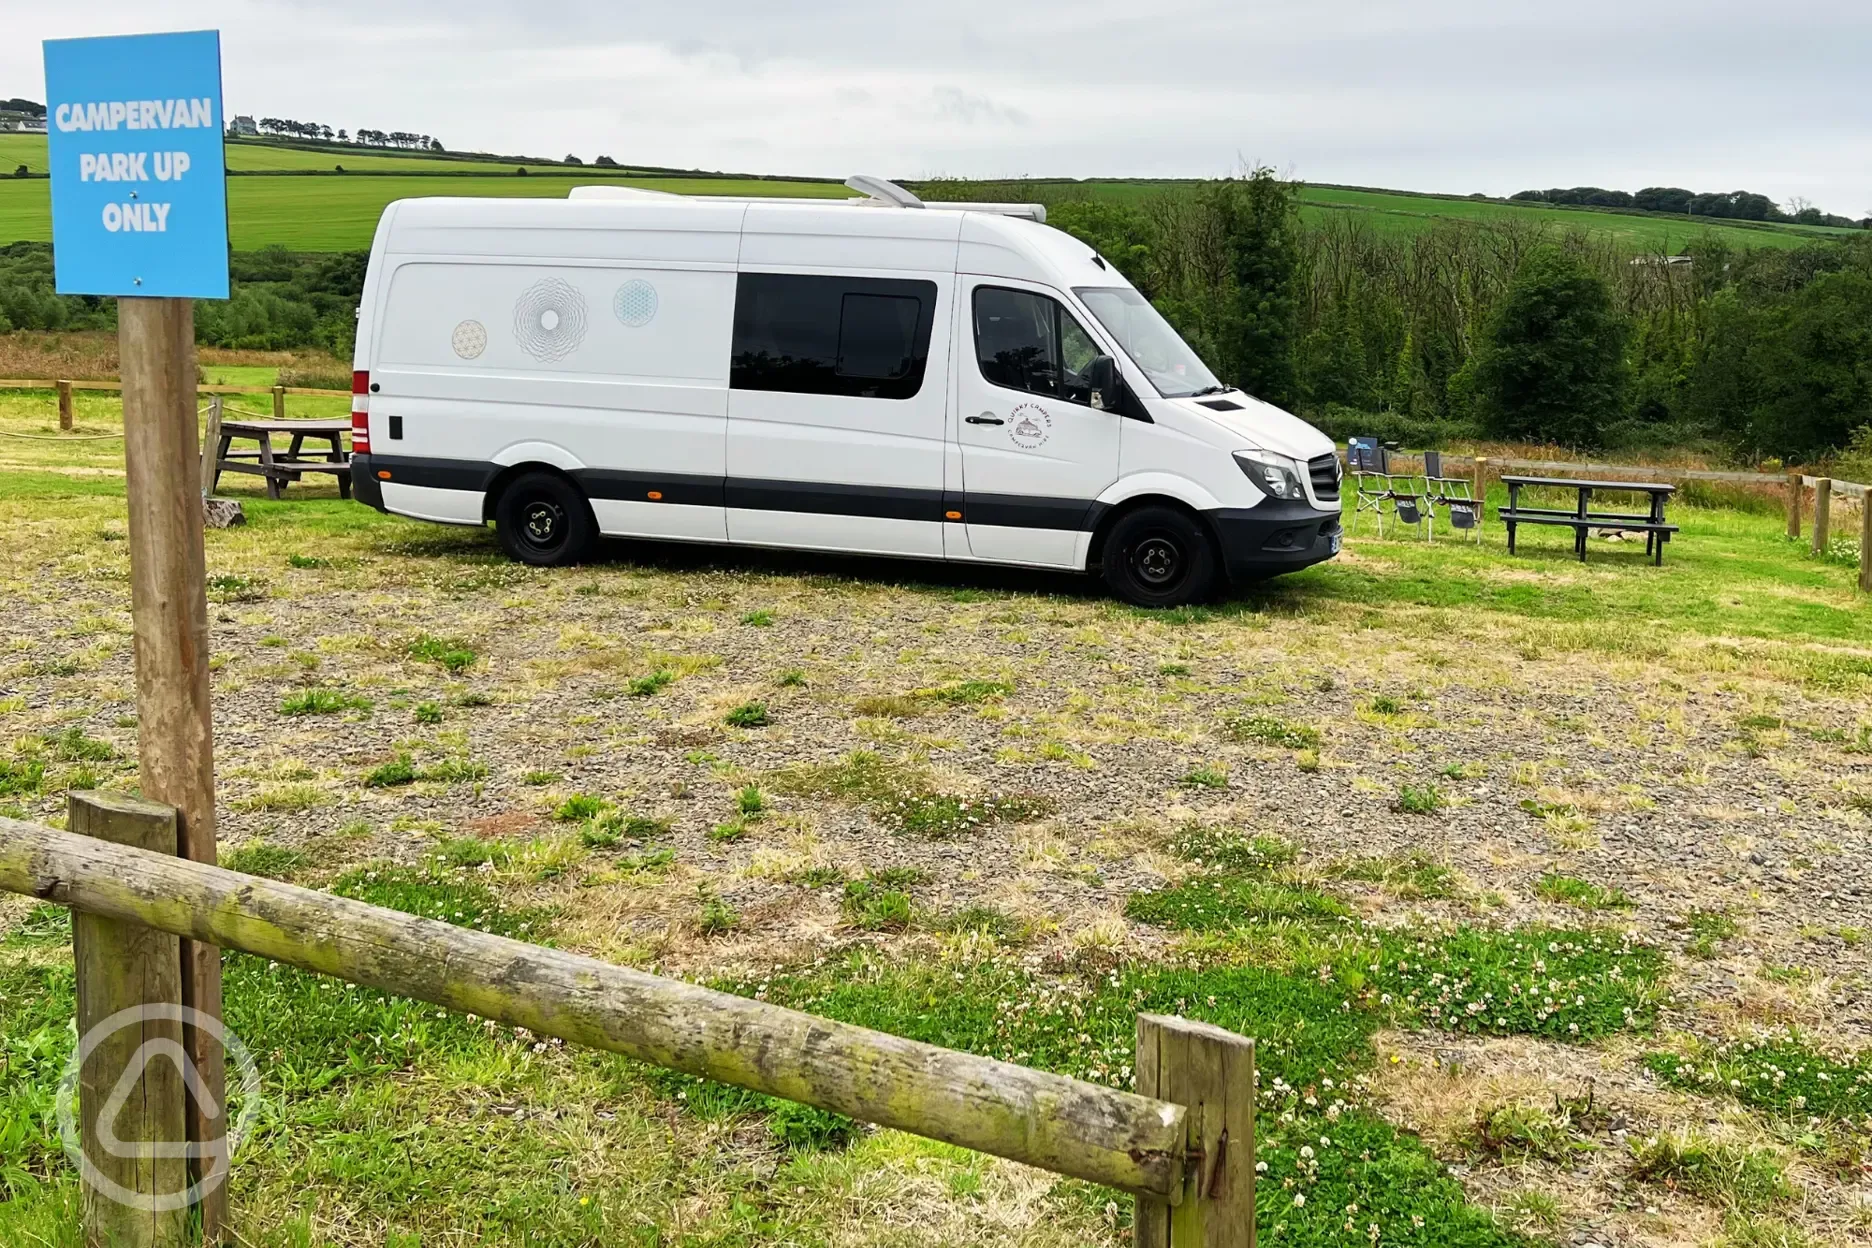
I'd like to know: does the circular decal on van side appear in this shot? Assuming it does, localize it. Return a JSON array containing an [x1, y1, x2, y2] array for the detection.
[[1008, 403, 1051, 450], [513, 278, 589, 362], [451, 319, 487, 360], [613, 280, 658, 328]]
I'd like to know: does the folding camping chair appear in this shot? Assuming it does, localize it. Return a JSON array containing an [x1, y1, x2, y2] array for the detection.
[[1348, 438, 1400, 534], [1422, 450, 1481, 541], [1387, 472, 1426, 538]]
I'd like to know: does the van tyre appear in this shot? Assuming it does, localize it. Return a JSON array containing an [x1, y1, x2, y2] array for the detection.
[[1100, 506, 1218, 608], [495, 472, 597, 566]]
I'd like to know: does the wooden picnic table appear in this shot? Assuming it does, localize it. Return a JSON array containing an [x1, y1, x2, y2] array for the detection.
[[212, 417, 352, 500], [1499, 475, 1679, 565]]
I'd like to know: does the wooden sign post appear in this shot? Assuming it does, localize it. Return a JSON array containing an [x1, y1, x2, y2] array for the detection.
[[119, 297, 228, 1242], [45, 27, 235, 1243]]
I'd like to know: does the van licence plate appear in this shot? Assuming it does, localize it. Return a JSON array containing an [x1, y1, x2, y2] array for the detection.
[[1330, 532, 1342, 554]]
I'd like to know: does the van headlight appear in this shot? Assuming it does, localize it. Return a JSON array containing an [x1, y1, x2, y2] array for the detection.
[[1235, 450, 1306, 501]]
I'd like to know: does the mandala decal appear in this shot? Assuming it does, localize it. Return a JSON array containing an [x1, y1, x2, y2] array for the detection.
[[613, 279, 659, 328], [450, 319, 487, 360], [512, 278, 589, 362]]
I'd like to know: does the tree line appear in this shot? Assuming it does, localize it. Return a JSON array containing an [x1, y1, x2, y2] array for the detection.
[[244, 118, 444, 151], [0, 242, 363, 356], [922, 175, 1872, 463], [1512, 185, 1868, 229]]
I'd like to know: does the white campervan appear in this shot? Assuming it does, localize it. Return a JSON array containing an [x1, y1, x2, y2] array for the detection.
[[348, 177, 1341, 606]]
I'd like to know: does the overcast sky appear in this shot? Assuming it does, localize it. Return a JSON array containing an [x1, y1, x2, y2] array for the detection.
[[9, 0, 1871, 216]]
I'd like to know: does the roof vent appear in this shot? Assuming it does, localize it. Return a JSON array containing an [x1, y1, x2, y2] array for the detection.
[[845, 175, 925, 208]]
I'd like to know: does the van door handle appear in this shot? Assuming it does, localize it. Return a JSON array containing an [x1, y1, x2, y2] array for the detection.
[[966, 413, 1004, 426]]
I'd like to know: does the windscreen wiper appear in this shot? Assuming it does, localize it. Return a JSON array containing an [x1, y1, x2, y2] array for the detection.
[[1187, 384, 1237, 397]]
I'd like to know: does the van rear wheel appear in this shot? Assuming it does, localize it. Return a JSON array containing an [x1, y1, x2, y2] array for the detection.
[[1100, 506, 1218, 608], [495, 472, 596, 566]]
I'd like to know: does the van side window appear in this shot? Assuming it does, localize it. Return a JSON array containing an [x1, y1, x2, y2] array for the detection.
[[973, 287, 1102, 406], [732, 274, 936, 400]]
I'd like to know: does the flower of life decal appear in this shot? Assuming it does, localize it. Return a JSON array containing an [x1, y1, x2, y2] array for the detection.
[[451, 319, 487, 359], [613, 279, 658, 328], [512, 278, 588, 362]]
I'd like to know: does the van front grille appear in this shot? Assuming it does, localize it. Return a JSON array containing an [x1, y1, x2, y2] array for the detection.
[[1308, 454, 1341, 503]]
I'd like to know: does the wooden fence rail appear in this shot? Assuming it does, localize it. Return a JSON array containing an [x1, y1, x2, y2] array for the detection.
[[0, 378, 352, 398], [0, 804, 1255, 1245]]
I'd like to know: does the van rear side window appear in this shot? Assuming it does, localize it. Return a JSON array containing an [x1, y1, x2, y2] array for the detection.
[[732, 274, 936, 400]]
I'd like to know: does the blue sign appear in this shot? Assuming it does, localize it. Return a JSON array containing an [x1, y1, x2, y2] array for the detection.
[[44, 30, 229, 299]]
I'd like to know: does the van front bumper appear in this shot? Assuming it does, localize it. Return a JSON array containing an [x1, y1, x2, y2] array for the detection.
[[350, 453, 387, 513], [1206, 500, 1342, 581]]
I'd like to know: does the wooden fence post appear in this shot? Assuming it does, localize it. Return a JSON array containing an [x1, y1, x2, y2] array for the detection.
[[1860, 499, 1871, 593], [1135, 1015, 1255, 1248], [119, 295, 227, 1242], [270, 385, 285, 420], [69, 791, 190, 1248], [1812, 479, 1831, 555], [1786, 472, 1802, 539], [58, 379, 75, 431], [198, 396, 223, 499]]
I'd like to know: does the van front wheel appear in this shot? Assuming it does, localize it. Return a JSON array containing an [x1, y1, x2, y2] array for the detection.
[[1100, 506, 1218, 608], [495, 472, 597, 566]]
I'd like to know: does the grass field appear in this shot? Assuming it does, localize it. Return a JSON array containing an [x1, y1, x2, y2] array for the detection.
[[1297, 184, 1860, 250], [0, 386, 1869, 1246], [0, 172, 857, 250], [3, 133, 1862, 254]]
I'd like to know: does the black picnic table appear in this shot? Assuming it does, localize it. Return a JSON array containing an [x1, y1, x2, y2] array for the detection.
[[1498, 475, 1679, 565], [212, 418, 352, 500]]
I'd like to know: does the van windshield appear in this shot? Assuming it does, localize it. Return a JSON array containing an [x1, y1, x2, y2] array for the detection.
[[1074, 286, 1225, 399]]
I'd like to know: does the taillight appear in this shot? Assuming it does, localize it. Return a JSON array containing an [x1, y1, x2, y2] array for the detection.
[[350, 370, 370, 454]]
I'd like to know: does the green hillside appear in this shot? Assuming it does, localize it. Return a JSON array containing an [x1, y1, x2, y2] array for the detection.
[[928, 176, 1858, 251], [1299, 184, 1858, 248], [0, 172, 855, 250], [0, 133, 47, 173], [0, 134, 1858, 254]]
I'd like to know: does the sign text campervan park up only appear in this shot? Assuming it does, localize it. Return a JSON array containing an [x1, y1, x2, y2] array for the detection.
[[43, 29, 230, 298]]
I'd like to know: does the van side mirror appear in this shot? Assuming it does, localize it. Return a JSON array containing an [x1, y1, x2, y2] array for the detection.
[[1085, 354, 1118, 412]]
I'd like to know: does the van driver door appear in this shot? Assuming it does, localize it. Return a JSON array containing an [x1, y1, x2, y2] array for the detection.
[[953, 280, 1121, 567]]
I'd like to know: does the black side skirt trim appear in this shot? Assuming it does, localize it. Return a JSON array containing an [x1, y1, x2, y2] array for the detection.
[[366, 457, 1104, 533], [726, 478, 945, 523], [960, 492, 1096, 531], [577, 468, 725, 509]]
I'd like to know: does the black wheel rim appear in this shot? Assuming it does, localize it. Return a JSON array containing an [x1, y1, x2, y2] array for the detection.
[[520, 499, 565, 551], [1131, 533, 1185, 589]]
